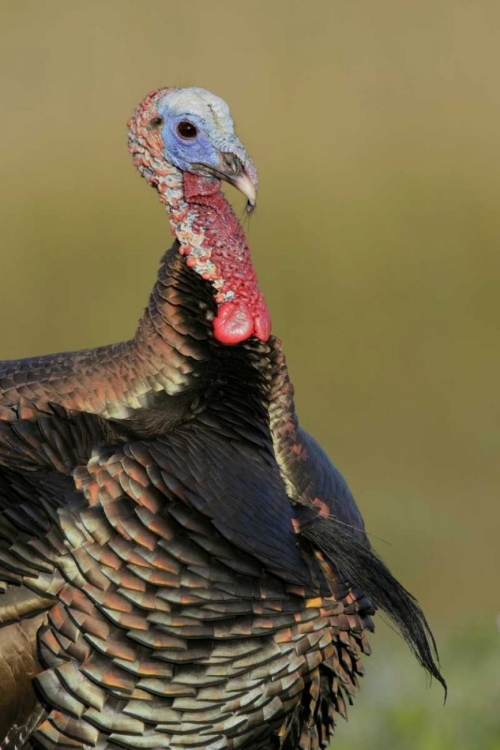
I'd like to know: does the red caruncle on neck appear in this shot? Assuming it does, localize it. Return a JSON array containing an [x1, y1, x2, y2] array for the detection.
[[180, 172, 271, 346]]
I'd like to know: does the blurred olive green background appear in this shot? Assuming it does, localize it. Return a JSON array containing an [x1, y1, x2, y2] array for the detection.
[[0, 1, 499, 746]]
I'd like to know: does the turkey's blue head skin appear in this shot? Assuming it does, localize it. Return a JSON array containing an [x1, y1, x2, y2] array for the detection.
[[156, 87, 257, 204]]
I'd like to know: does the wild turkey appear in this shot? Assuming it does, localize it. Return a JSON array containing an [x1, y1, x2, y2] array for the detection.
[[0, 87, 445, 750]]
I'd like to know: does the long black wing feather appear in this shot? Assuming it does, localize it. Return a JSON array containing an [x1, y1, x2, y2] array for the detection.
[[302, 517, 447, 696]]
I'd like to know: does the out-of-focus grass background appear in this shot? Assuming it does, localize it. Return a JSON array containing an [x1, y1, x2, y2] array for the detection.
[[0, 1, 499, 747]]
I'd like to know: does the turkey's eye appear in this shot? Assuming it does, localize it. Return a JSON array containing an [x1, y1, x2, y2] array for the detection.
[[149, 116, 164, 129], [177, 121, 198, 139]]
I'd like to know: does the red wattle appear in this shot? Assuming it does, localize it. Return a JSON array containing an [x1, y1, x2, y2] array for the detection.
[[254, 310, 272, 342], [183, 173, 272, 346], [213, 301, 254, 345]]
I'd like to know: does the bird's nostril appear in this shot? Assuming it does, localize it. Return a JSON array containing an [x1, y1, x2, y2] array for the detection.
[[222, 153, 242, 175]]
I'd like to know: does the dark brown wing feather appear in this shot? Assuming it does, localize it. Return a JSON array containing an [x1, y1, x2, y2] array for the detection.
[[0, 400, 129, 748], [25, 423, 373, 749], [0, 600, 47, 750]]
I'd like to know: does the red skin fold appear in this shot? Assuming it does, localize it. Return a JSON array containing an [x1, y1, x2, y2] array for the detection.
[[213, 300, 271, 345], [183, 172, 271, 345]]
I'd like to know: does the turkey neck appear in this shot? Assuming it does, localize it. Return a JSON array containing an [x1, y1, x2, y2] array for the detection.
[[135, 166, 266, 363], [164, 170, 254, 295], [131, 170, 272, 426], [141, 161, 271, 344]]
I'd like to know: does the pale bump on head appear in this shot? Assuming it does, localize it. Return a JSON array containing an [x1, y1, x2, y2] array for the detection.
[[158, 87, 235, 136]]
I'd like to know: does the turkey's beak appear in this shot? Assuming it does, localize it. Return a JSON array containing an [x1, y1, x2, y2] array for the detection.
[[194, 151, 258, 211], [228, 170, 257, 210], [197, 152, 257, 212], [218, 152, 257, 211]]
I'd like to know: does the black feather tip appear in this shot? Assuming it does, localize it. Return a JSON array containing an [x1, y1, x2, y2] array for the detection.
[[302, 518, 447, 699]]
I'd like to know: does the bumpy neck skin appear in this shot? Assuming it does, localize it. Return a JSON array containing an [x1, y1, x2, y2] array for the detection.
[[128, 90, 271, 346]]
